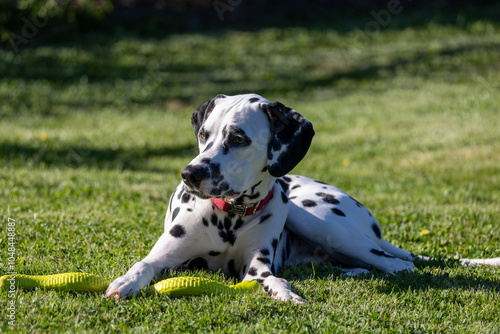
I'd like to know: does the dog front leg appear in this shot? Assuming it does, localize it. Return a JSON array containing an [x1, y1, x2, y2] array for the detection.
[[105, 232, 188, 300], [241, 249, 305, 303]]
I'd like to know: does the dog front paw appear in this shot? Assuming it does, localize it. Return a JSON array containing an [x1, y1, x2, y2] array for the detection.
[[263, 276, 306, 303], [105, 261, 154, 300], [269, 289, 307, 303], [105, 275, 142, 300]]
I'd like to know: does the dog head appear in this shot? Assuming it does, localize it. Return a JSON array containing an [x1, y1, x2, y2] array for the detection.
[[181, 94, 314, 202]]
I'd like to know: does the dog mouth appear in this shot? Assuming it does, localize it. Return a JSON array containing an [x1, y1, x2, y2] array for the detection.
[[182, 182, 240, 200]]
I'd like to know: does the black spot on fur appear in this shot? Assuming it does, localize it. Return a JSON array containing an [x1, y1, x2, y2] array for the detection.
[[183, 257, 208, 270], [224, 217, 232, 230], [257, 257, 271, 264], [172, 207, 180, 222], [219, 229, 236, 245], [282, 176, 292, 182], [181, 193, 191, 204], [259, 213, 272, 224], [281, 192, 289, 203], [234, 218, 244, 230], [227, 259, 237, 277], [248, 267, 258, 276], [250, 181, 262, 194], [302, 199, 317, 207], [209, 163, 223, 186], [237, 191, 261, 204], [331, 208, 346, 217], [169, 224, 186, 238], [208, 251, 221, 256], [314, 180, 327, 185], [370, 249, 395, 258], [316, 192, 340, 205], [261, 166, 268, 172], [202, 218, 209, 227], [249, 97, 260, 103], [210, 213, 218, 226], [276, 178, 289, 193], [291, 184, 301, 190], [260, 248, 270, 256], [289, 196, 297, 199], [261, 271, 272, 278], [372, 223, 382, 239], [219, 182, 230, 192], [217, 222, 236, 245], [202, 141, 214, 152]]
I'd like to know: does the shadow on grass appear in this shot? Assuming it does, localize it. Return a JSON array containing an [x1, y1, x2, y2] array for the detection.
[[0, 142, 195, 172], [2, 4, 500, 118], [279, 260, 500, 294], [374, 268, 500, 294], [2, 39, 499, 120]]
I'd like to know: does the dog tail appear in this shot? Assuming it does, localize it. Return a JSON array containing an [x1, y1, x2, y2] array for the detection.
[[459, 257, 500, 267], [383, 240, 500, 267]]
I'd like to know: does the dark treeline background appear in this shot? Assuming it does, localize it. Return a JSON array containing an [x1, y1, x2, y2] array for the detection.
[[1, 0, 499, 50]]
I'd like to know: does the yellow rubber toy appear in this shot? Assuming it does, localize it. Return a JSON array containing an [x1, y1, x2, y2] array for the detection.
[[0, 273, 110, 292], [151, 276, 261, 296], [0, 273, 261, 297]]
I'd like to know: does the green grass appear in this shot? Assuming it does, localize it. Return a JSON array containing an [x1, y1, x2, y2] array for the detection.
[[1, 9, 500, 333]]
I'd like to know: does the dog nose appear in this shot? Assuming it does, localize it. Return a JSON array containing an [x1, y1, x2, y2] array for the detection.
[[181, 165, 209, 189]]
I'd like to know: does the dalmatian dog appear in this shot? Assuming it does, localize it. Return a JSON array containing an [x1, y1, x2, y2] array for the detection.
[[106, 93, 500, 302]]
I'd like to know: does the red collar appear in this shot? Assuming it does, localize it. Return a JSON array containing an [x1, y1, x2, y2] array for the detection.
[[211, 186, 274, 217]]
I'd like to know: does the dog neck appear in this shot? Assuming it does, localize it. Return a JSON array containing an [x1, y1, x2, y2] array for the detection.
[[229, 173, 276, 206], [211, 184, 275, 217]]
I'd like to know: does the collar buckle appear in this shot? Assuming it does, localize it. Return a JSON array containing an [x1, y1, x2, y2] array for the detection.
[[226, 203, 248, 217]]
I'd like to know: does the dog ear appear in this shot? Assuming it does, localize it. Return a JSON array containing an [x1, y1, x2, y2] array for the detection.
[[191, 94, 226, 140], [261, 101, 315, 177]]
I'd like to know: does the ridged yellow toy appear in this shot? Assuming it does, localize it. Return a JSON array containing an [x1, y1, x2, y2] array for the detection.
[[0, 273, 109, 292], [0, 273, 261, 297], [151, 276, 261, 296]]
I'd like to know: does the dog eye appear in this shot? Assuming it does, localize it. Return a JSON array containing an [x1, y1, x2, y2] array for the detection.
[[233, 136, 246, 144], [199, 132, 207, 141]]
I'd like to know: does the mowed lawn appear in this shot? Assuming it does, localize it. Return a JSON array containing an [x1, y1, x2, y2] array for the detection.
[[1, 9, 500, 333]]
